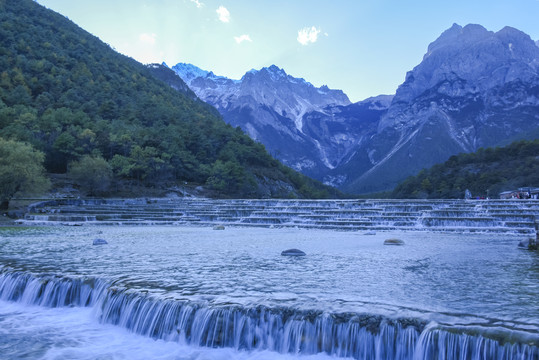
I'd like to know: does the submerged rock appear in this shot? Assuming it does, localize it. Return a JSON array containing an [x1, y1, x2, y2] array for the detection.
[[364, 231, 376, 235], [92, 238, 108, 245], [384, 238, 405, 246], [281, 248, 306, 256], [213, 225, 225, 230]]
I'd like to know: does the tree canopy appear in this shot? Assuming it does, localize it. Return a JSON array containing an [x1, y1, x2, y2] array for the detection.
[[391, 140, 539, 199]]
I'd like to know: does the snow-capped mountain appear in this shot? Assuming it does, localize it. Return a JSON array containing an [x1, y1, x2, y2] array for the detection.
[[163, 24, 539, 194], [170, 63, 353, 177]]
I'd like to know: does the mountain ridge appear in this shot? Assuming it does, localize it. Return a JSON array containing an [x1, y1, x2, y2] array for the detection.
[[169, 62, 357, 179], [171, 62, 351, 131], [167, 23, 539, 194]]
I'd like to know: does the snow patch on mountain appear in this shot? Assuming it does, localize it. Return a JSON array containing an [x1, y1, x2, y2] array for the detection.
[[170, 63, 210, 85], [171, 63, 351, 135]]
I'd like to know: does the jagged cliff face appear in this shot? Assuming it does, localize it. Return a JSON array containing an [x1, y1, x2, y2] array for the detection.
[[336, 24, 539, 194], [168, 24, 539, 194], [171, 63, 358, 178]]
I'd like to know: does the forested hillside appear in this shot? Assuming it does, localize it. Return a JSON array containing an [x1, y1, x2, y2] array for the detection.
[[0, 0, 333, 199], [391, 140, 539, 199]]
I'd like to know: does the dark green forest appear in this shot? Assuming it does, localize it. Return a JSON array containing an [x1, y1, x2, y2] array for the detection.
[[391, 140, 539, 199], [0, 0, 334, 199]]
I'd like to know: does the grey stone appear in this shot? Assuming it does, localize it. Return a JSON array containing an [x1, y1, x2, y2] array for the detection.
[[281, 248, 306, 256], [384, 238, 405, 246], [93, 238, 108, 245]]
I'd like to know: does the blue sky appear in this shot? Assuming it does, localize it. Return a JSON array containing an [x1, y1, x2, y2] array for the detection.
[[37, 0, 539, 102]]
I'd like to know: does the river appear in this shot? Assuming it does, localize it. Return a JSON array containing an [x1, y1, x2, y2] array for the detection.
[[0, 221, 538, 359]]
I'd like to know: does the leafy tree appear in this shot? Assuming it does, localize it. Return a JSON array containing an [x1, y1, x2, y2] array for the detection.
[[68, 155, 112, 196], [0, 138, 50, 209]]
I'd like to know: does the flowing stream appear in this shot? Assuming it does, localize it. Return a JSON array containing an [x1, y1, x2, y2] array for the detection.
[[1, 206, 539, 359]]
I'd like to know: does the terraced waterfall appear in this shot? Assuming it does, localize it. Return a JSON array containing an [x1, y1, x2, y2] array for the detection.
[[1, 199, 538, 359], [22, 198, 539, 234]]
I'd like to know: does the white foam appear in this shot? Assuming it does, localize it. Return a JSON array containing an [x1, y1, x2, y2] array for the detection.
[[0, 300, 344, 360]]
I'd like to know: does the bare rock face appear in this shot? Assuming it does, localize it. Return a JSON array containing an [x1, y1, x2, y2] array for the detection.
[[337, 23, 539, 194], [386, 24, 539, 112]]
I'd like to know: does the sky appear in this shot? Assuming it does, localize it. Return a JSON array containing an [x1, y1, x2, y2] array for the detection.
[[36, 0, 539, 102]]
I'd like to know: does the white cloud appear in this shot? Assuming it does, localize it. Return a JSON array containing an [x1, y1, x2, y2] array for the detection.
[[139, 33, 156, 45], [190, 0, 204, 8], [297, 26, 321, 45], [216, 6, 231, 23], [234, 34, 252, 44]]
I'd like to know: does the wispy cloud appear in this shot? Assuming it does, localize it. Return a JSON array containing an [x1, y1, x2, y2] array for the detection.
[[234, 34, 252, 44], [216, 6, 231, 23], [297, 26, 321, 45], [190, 0, 204, 8], [139, 33, 156, 45]]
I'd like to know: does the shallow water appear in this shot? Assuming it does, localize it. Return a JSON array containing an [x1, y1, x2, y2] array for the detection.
[[0, 225, 538, 359]]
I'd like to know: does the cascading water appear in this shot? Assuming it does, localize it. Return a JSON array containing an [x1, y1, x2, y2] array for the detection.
[[1, 215, 538, 359], [22, 198, 539, 235], [0, 271, 536, 360]]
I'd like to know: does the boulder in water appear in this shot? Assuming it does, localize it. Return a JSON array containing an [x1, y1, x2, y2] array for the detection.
[[281, 248, 306, 256], [364, 231, 376, 235], [92, 238, 108, 245], [384, 238, 405, 246], [213, 225, 225, 230]]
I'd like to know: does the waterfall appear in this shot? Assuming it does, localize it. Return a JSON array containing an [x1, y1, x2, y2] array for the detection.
[[23, 198, 539, 235], [0, 271, 537, 360], [0, 271, 107, 307], [415, 323, 539, 360]]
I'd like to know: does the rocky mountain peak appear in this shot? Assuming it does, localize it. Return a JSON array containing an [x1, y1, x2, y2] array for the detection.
[[392, 23, 539, 106], [241, 65, 308, 87], [171, 63, 351, 115], [265, 64, 287, 79], [425, 24, 490, 56]]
